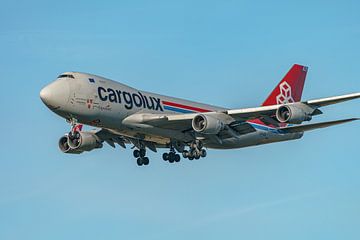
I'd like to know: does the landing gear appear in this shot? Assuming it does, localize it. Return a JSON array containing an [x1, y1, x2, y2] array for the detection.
[[134, 148, 149, 166], [182, 140, 207, 161], [136, 156, 149, 166], [163, 145, 181, 163], [66, 118, 83, 148], [132, 140, 207, 166], [133, 149, 146, 158]]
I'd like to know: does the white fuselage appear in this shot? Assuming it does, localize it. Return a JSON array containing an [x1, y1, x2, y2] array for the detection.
[[40, 72, 303, 149]]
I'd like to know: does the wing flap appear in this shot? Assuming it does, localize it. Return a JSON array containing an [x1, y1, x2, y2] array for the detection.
[[230, 122, 257, 134]]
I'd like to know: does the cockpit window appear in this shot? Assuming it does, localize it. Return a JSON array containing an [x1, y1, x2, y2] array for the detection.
[[58, 74, 75, 79]]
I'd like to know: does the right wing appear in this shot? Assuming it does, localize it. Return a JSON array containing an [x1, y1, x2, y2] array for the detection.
[[95, 128, 159, 152]]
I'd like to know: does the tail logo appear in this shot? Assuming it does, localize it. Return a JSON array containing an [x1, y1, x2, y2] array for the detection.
[[276, 81, 294, 104]]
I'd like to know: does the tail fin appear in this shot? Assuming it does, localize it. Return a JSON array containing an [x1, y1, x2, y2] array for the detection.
[[262, 64, 308, 106]]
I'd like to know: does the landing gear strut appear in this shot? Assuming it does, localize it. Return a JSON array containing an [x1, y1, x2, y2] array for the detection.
[[162, 144, 181, 163], [134, 148, 149, 166], [67, 118, 83, 147], [182, 140, 207, 161]]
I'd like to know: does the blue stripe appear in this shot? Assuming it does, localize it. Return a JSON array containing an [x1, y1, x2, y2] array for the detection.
[[164, 106, 195, 113]]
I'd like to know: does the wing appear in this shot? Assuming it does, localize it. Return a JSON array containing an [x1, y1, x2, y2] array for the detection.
[[94, 128, 130, 149], [306, 92, 360, 107], [279, 118, 359, 133], [226, 92, 360, 121], [95, 128, 161, 152], [122, 92, 360, 136]]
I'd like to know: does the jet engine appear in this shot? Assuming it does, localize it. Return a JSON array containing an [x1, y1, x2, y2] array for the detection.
[[58, 136, 84, 154], [276, 104, 312, 124], [58, 131, 103, 153], [192, 114, 225, 134]]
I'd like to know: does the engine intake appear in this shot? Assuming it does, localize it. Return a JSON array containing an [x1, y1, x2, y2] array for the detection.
[[58, 136, 84, 154], [276, 104, 312, 124], [192, 114, 225, 134], [58, 131, 103, 154], [68, 131, 103, 151]]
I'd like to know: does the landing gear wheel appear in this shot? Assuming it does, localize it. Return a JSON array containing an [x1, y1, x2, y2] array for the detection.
[[175, 154, 180, 162], [188, 156, 194, 161], [143, 157, 149, 165], [182, 151, 189, 158], [136, 158, 143, 166], [200, 149, 207, 158], [162, 153, 169, 161], [133, 150, 140, 158], [168, 152, 175, 163]]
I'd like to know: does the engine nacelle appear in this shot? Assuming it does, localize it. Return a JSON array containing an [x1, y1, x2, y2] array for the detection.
[[58, 136, 84, 154], [192, 114, 225, 134], [59, 131, 103, 153], [276, 104, 312, 124]]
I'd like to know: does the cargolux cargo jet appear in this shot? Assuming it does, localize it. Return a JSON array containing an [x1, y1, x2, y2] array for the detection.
[[40, 64, 360, 166]]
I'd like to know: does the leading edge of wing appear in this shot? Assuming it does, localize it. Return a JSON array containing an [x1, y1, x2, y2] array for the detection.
[[306, 92, 360, 107]]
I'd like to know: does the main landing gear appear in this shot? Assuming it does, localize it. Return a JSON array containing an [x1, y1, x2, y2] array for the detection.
[[133, 148, 149, 166], [162, 145, 181, 163], [182, 140, 207, 160], [134, 140, 207, 166], [162, 140, 206, 164]]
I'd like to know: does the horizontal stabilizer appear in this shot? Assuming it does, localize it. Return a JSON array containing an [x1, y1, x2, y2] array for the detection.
[[279, 118, 359, 133]]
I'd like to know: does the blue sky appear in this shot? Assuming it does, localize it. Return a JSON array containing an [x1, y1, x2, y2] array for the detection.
[[1, 0, 360, 239]]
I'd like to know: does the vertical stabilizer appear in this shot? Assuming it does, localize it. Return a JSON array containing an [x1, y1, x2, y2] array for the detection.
[[262, 64, 308, 106]]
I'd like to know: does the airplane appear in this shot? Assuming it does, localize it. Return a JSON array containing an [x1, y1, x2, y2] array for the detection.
[[40, 64, 360, 166]]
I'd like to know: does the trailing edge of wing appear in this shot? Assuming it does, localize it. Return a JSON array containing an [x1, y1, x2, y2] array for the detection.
[[279, 118, 359, 133], [306, 92, 360, 107]]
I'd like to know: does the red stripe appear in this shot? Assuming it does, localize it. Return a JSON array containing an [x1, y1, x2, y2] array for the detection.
[[162, 101, 210, 113]]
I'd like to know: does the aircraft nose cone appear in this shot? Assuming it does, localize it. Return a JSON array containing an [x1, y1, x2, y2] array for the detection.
[[40, 86, 51, 103], [40, 79, 70, 109]]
